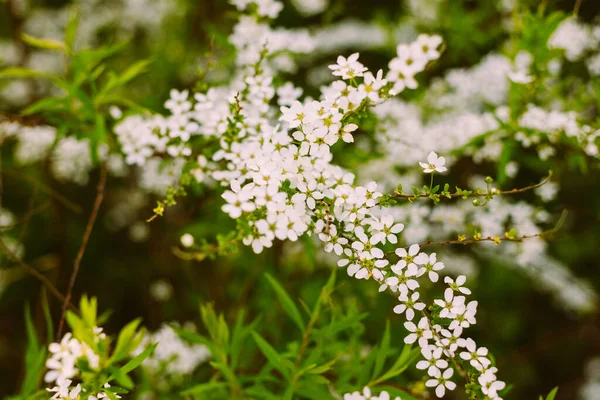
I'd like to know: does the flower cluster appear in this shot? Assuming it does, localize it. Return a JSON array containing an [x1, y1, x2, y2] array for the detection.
[[114, 1, 510, 396], [45, 329, 118, 400], [343, 387, 400, 400], [133, 323, 211, 379]]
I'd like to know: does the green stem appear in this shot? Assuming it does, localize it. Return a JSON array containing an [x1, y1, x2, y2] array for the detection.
[[429, 173, 434, 194]]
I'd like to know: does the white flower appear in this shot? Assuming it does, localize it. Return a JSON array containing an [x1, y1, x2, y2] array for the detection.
[[479, 369, 506, 398], [47, 378, 81, 400], [458, 338, 491, 370], [339, 123, 358, 143], [425, 367, 457, 398], [417, 252, 445, 282], [404, 317, 432, 347], [508, 70, 534, 84], [165, 89, 192, 114], [394, 291, 425, 321], [419, 151, 447, 173], [328, 52, 368, 80], [221, 181, 256, 218], [352, 227, 383, 259], [416, 346, 449, 376], [434, 288, 457, 319], [369, 215, 404, 244], [277, 82, 303, 106], [412, 34, 443, 61], [386, 259, 419, 294], [444, 275, 472, 295], [357, 70, 387, 102]]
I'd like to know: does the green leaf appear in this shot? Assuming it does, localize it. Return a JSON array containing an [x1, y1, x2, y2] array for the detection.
[[0, 67, 57, 81], [373, 345, 420, 384], [251, 331, 293, 379], [181, 381, 228, 395], [117, 59, 153, 85], [118, 342, 157, 375], [20, 305, 46, 396], [265, 273, 305, 333], [110, 318, 142, 363], [41, 289, 54, 344], [545, 387, 559, 400], [372, 320, 391, 380], [22, 97, 69, 116], [79, 296, 97, 328], [21, 34, 66, 51], [91, 113, 107, 164], [170, 324, 212, 347], [96, 59, 152, 104], [65, 8, 80, 50], [497, 141, 515, 185], [107, 365, 134, 389]]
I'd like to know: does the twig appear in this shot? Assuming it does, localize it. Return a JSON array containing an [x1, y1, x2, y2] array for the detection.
[[0, 145, 3, 211], [56, 164, 107, 338], [574, 0, 584, 16], [387, 172, 552, 202], [418, 209, 567, 249], [383, 210, 567, 258], [0, 235, 76, 312], [2, 169, 82, 213], [18, 185, 39, 243]]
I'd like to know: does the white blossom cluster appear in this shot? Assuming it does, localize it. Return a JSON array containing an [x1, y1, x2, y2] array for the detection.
[[580, 358, 600, 400], [112, 1, 507, 396], [133, 323, 211, 378], [345, 14, 599, 318], [45, 329, 119, 400], [343, 386, 400, 400], [0, 0, 179, 107], [1, 121, 104, 186], [548, 18, 599, 62], [9, 1, 599, 397]]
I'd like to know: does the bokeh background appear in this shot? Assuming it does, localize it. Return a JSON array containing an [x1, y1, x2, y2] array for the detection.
[[1, 0, 600, 399]]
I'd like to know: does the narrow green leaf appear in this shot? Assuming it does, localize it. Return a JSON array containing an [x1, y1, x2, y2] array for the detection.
[[545, 387, 559, 400], [265, 273, 305, 333], [251, 331, 292, 378], [20, 305, 46, 396], [110, 318, 142, 363], [170, 325, 212, 347], [21, 34, 66, 51], [0, 67, 57, 80], [119, 342, 157, 375], [107, 365, 134, 389], [65, 8, 80, 50], [372, 320, 391, 380], [181, 381, 228, 395], [41, 289, 54, 344], [22, 97, 68, 116]]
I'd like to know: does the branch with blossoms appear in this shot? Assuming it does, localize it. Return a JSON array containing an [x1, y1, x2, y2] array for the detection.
[[162, 26, 506, 398], [105, 1, 577, 398]]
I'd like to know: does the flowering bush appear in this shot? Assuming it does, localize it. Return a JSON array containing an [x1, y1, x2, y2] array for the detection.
[[1, 0, 599, 399]]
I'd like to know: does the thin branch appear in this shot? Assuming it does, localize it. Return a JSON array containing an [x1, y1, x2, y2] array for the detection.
[[574, 0, 584, 16], [56, 164, 107, 338], [18, 185, 39, 243], [387, 172, 552, 202], [0, 235, 76, 312], [2, 169, 82, 213], [417, 209, 567, 249]]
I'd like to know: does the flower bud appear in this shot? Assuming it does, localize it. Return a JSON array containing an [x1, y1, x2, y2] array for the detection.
[[180, 233, 194, 248]]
